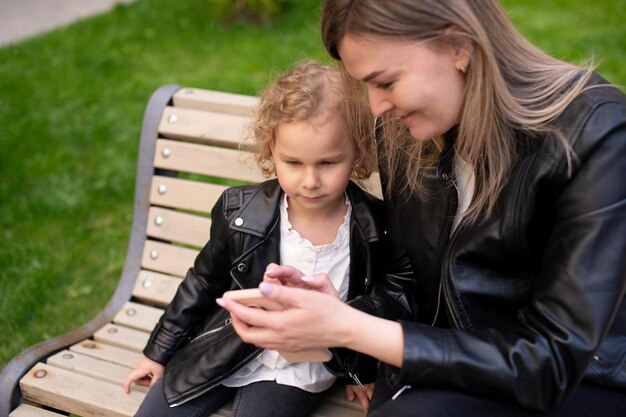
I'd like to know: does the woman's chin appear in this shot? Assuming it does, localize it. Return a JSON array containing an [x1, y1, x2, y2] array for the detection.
[[408, 127, 435, 142]]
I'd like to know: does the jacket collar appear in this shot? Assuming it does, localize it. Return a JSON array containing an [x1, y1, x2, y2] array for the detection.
[[228, 179, 282, 238], [229, 179, 384, 241]]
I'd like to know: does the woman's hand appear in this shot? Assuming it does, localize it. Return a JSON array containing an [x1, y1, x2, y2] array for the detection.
[[345, 383, 375, 412], [217, 281, 350, 352], [218, 266, 406, 368], [122, 356, 164, 393]]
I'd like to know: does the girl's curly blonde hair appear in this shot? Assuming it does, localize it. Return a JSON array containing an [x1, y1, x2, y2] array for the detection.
[[252, 59, 375, 183]]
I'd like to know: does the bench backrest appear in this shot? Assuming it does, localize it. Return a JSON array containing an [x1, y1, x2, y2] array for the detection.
[[4, 85, 377, 417]]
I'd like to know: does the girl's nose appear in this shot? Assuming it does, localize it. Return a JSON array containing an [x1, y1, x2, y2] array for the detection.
[[302, 167, 320, 189]]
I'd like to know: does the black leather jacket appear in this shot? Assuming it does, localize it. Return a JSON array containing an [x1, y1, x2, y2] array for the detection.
[[143, 179, 387, 406], [351, 75, 626, 411]]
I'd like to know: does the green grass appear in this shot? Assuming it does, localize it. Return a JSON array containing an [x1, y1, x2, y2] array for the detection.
[[0, 0, 624, 370]]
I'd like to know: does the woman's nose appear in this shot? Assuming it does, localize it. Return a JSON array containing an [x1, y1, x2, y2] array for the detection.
[[368, 88, 394, 117]]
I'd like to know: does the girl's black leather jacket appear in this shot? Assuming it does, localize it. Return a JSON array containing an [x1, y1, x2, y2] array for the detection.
[[142, 179, 387, 406], [350, 75, 626, 411]]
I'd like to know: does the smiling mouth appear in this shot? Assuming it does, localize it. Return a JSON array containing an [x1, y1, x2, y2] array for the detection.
[[399, 112, 415, 124]]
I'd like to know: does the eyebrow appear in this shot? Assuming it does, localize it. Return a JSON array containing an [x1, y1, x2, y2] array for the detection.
[[278, 152, 345, 160], [362, 70, 384, 83]]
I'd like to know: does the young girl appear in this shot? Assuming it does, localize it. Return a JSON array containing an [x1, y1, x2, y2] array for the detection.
[[123, 60, 385, 416]]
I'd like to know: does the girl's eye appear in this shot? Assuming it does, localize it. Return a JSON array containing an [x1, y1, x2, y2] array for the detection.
[[320, 161, 337, 166], [286, 160, 301, 166]]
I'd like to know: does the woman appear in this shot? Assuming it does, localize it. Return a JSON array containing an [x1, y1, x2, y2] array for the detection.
[[218, 1, 626, 415]]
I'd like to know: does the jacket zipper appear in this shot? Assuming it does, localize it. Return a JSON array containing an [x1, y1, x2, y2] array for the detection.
[[170, 349, 264, 407], [229, 270, 244, 290], [188, 318, 233, 344], [172, 269, 257, 406]]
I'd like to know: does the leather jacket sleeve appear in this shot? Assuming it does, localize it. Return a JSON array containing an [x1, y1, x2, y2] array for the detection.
[[390, 87, 626, 410], [143, 192, 232, 365]]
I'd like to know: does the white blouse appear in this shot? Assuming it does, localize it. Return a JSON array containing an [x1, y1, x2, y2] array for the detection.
[[452, 153, 476, 232]]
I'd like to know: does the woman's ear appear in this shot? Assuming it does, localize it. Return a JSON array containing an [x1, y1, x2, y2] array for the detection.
[[445, 25, 472, 74], [454, 51, 470, 74]]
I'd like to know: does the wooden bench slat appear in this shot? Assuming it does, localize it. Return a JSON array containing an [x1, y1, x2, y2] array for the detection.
[[132, 270, 182, 307], [113, 301, 163, 332], [8, 403, 67, 417], [147, 206, 211, 248], [94, 323, 150, 352], [159, 106, 252, 148], [9, 403, 67, 417], [46, 350, 148, 393], [172, 88, 259, 116], [70, 340, 143, 369], [20, 363, 145, 417], [141, 240, 198, 277], [154, 139, 266, 183], [150, 175, 227, 214]]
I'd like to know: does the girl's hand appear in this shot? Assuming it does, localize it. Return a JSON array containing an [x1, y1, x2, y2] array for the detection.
[[122, 356, 164, 393], [264, 263, 339, 297], [345, 383, 375, 412]]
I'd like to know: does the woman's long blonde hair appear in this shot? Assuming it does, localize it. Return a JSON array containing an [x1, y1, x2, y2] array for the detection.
[[252, 59, 376, 184], [321, 0, 594, 223]]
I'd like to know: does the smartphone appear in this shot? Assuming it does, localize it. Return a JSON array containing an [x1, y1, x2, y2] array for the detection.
[[222, 288, 333, 363]]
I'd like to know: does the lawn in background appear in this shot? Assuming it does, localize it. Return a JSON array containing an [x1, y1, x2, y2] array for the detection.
[[1, 0, 624, 368]]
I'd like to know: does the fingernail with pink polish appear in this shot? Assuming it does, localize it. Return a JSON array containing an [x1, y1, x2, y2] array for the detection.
[[301, 276, 315, 282], [216, 298, 225, 307], [259, 282, 272, 294]]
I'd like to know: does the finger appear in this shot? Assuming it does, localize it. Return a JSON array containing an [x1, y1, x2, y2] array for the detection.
[[355, 390, 369, 412], [262, 276, 282, 285], [264, 265, 305, 286], [223, 299, 287, 348], [123, 369, 147, 393], [300, 273, 339, 296], [122, 376, 132, 393], [258, 281, 313, 307], [265, 262, 280, 273], [229, 311, 285, 349], [344, 385, 355, 401], [218, 297, 278, 328], [263, 263, 282, 284], [149, 374, 160, 387]]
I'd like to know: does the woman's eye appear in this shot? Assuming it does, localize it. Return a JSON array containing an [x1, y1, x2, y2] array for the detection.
[[376, 82, 394, 90]]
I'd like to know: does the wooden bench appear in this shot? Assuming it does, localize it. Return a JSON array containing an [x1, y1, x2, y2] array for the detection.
[[0, 84, 382, 417]]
